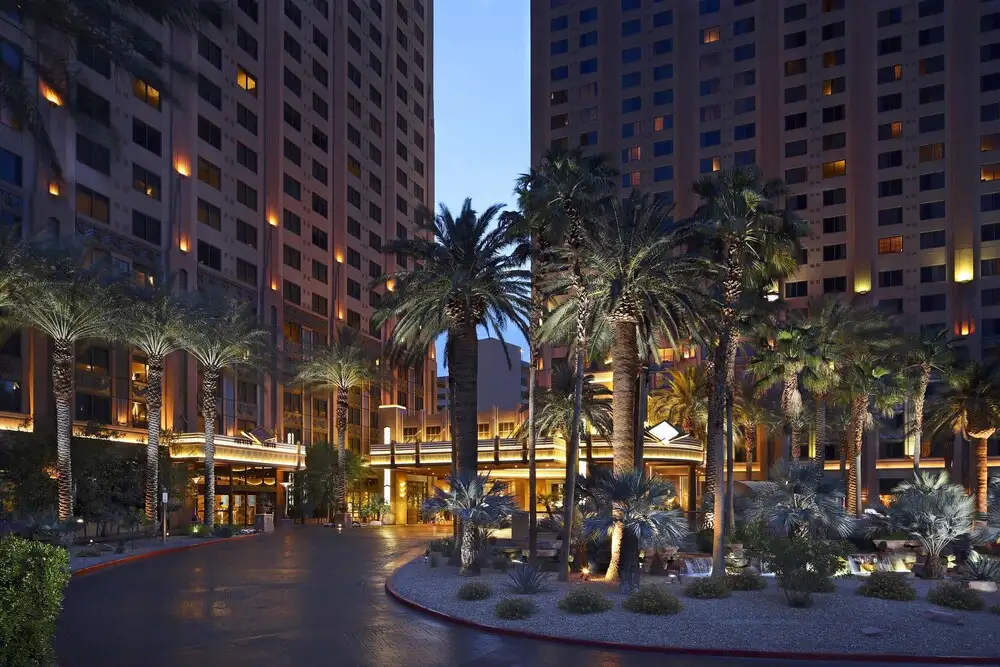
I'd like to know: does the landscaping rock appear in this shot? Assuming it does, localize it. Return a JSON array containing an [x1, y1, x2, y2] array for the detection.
[[861, 627, 883, 636], [924, 609, 964, 625]]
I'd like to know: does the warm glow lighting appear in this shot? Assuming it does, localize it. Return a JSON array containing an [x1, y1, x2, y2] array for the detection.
[[854, 272, 872, 295], [956, 269, 974, 283], [386, 279, 396, 292], [40, 82, 63, 106], [271, 280, 279, 291], [47, 181, 59, 196], [955, 248, 974, 283], [175, 158, 191, 177], [178, 236, 190, 253], [268, 214, 278, 227], [383, 426, 391, 445], [335, 252, 344, 263], [338, 309, 344, 320], [765, 280, 780, 302]]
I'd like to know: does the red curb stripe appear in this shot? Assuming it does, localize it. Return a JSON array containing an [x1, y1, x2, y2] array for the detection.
[[71, 532, 261, 578], [384, 576, 1000, 665]]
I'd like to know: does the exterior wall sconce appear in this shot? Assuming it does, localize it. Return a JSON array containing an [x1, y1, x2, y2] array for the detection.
[[47, 181, 60, 196], [40, 82, 63, 106], [174, 158, 191, 177], [267, 213, 278, 227], [955, 248, 974, 283], [335, 251, 344, 264], [178, 236, 190, 253]]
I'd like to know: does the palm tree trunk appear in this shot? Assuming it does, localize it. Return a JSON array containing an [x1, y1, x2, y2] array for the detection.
[[745, 429, 755, 479], [977, 436, 990, 516], [605, 318, 638, 582], [618, 526, 641, 595], [527, 341, 539, 565], [726, 389, 735, 532], [336, 389, 349, 514], [839, 436, 848, 499], [912, 368, 930, 471], [451, 324, 480, 480], [145, 354, 164, 521], [847, 395, 866, 516], [53, 338, 75, 522], [813, 395, 827, 471], [783, 374, 797, 459], [202, 368, 220, 526], [459, 515, 477, 576], [559, 270, 589, 582]]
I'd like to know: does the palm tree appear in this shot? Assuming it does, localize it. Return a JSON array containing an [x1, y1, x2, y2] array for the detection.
[[7, 0, 219, 176], [838, 352, 905, 516], [14, 241, 119, 520], [517, 362, 612, 443], [120, 275, 201, 520], [901, 329, 954, 472], [684, 166, 806, 574], [423, 473, 518, 576], [743, 460, 854, 539], [375, 200, 529, 484], [518, 149, 614, 582], [0, 226, 27, 310], [866, 471, 975, 579], [181, 299, 266, 526], [748, 324, 814, 459], [649, 366, 709, 440], [732, 376, 780, 478], [295, 330, 379, 516], [925, 360, 1000, 516], [584, 470, 688, 594]]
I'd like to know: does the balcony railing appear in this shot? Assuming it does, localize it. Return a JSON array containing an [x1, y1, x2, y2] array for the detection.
[[169, 432, 304, 468]]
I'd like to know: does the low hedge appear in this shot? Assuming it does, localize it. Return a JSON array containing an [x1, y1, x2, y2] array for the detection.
[[0, 537, 71, 667], [684, 577, 731, 599], [927, 582, 984, 611], [456, 581, 492, 601], [622, 584, 682, 615], [856, 572, 916, 601], [495, 597, 537, 620], [557, 586, 613, 614]]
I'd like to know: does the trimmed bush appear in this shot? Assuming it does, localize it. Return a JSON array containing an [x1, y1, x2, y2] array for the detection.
[[927, 582, 985, 611], [456, 581, 492, 601], [623, 584, 682, 615], [856, 572, 916, 601], [506, 562, 551, 594], [0, 537, 71, 667], [684, 577, 732, 599], [495, 597, 537, 620], [726, 570, 767, 591], [557, 586, 614, 614]]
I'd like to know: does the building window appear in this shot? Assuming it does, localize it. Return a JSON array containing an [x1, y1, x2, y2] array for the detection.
[[197, 158, 221, 189], [197, 199, 221, 231], [823, 276, 847, 294], [132, 118, 162, 156], [784, 58, 806, 77], [700, 130, 721, 147], [919, 230, 946, 249], [133, 80, 161, 110], [237, 182, 258, 211], [311, 294, 328, 316], [130, 211, 161, 245], [878, 236, 903, 255], [878, 150, 902, 169], [878, 269, 903, 288], [878, 179, 903, 198], [236, 259, 257, 286], [919, 142, 945, 163], [822, 160, 846, 178], [878, 207, 903, 227], [823, 188, 847, 205], [236, 219, 257, 249], [877, 64, 903, 84], [919, 172, 945, 192], [283, 244, 301, 270], [76, 135, 109, 175], [877, 36, 902, 56], [197, 241, 221, 270], [919, 114, 945, 133], [822, 49, 845, 67], [823, 243, 847, 261], [700, 27, 721, 44], [878, 121, 904, 141], [237, 66, 258, 96], [132, 164, 161, 201], [785, 281, 808, 298], [920, 201, 946, 220], [283, 281, 301, 305], [920, 294, 946, 312]]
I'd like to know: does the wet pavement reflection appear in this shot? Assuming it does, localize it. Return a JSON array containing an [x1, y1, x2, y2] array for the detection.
[[57, 526, 973, 667]]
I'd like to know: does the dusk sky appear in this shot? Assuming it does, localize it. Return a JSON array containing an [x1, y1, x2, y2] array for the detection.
[[433, 1, 531, 373]]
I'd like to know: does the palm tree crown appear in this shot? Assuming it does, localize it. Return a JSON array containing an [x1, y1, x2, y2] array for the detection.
[[518, 362, 612, 441], [648, 366, 708, 440], [743, 459, 854, 539]]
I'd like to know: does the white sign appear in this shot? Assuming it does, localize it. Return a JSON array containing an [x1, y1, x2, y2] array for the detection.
[[162, 491, 168, 503]]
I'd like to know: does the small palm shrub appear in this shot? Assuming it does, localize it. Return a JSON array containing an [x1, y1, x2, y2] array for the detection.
[[726, 570, 767, 591], [495, 597, 537, 620], [623, 584, 682, 615], [684, 577, 731, 599], [428, 537, 455, 554], [506, 562, 551, 594], [958, 552, 1000, 582], [856, 572, 916, 601], [558, 587, 613, 614], [456, 581, 492, 601], [927, 582, 984, 611], [211, 524, 237, 538]]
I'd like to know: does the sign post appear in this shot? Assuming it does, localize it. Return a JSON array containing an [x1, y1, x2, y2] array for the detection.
[[161, 488, 168, 543]]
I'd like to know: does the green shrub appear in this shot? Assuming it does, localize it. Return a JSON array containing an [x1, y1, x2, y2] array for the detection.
[[856, 572, 916, 601], [75, 546, 102, 557], [927, 582, 985, 611], [623, 584, 682, 615], [211, 524, 237, 538], [557, 586, 613, 614], [456, 581, 492, 601], [506, 562, 551, 594], [684, 577, 731, 599], [495, 597, 537, 620], [429, 537, 455, 554], [726, 570, 767, 591], [186, 524, 210, 538], [749, 534, 848, 608], [0, 537, 71, 667]]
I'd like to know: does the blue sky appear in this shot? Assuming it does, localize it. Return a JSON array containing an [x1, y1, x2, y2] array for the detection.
[[433, 0, 531, 373]]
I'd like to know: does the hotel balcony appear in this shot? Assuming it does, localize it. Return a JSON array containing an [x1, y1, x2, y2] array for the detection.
[[169, 432, 305, 469]]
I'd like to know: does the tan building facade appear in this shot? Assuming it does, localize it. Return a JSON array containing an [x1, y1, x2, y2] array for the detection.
[[530, 0, 1000, 499], [0, 0, 435, 523]]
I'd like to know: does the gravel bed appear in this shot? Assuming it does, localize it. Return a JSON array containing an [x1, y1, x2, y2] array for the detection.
[[390, 558, 1000, 658], [69, 536, 229, 572]]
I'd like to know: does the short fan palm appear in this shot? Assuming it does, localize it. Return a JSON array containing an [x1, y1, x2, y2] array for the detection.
[[423, 473, 518, 576], [743, 459, 854, 539], [584, 470, 688, 594]]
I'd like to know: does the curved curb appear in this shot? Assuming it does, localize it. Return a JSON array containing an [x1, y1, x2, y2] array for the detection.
[[384, 572, 1000, 665], [72, 532, 261, 578]]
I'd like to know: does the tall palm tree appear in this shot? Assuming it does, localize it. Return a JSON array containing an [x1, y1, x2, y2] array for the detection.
[[519, 149, 614, 582], [902, 329, 954, 471], [295, 330, 379, 515], [583, 471, 688, 594], [0, 226, 28, 310], [648, 366, 709, 441], [838, 352, 905, 516], [748, 324, 814, 459], [518, 362, 612, 443], [7, 0, 220, 176], [925, 360, 1000, 516], [684, 166, 805, 574], [375, 200, 530, 483], [120, 274, 201, 520], [181, 299, 266, 526], [732, 375, 780, 479], [14, 241, 119, 520]]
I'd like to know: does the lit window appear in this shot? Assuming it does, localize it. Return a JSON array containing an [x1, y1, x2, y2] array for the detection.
[[133, 79, 161, 110], [888, 121, 903, 139], [878, 236, 903, 255], [822, 160, 846, 178], [919, 143, 945, 162], [983, 163, 1000, 182], [983, 132, 1000, 152], [237, 66, 258, 96], [626, 146, 641, 162], [626, 171, 641, 187], [653, 115, 670, 131], [701, 26, 720, 44]]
